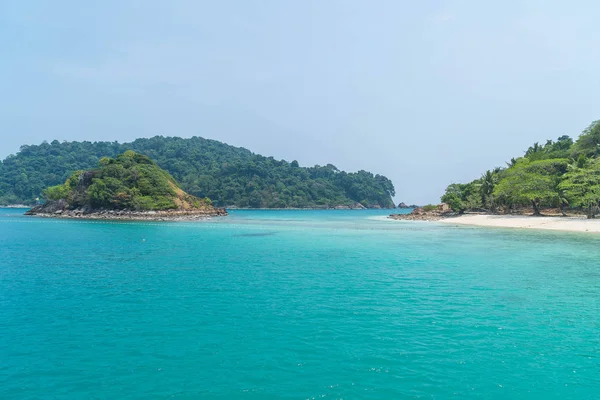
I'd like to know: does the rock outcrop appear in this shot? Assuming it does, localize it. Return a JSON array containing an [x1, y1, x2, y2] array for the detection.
[[26, 202, 227, 221], [333, 203, 367, 210], [397, 202, 419, 209], [388, 206, 456, 222]]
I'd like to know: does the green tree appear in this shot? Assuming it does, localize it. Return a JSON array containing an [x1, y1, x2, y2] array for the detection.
[[571, 121, 600, 158], [479, 169, 502, 208], [43, 184, 69, 201], [441, 181, 484, 212], [558, 159, 600, 218], [493, 159, 568, 215], [87, 180, 112, 208], [441, 184, 465, 212], [525, 136, 574, 161]]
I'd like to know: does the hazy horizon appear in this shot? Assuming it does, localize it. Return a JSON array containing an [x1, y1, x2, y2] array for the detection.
[[2, 0, 600, 204]]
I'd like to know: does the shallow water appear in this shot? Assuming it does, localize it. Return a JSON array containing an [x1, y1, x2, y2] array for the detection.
[[1, 208, 599, 399]]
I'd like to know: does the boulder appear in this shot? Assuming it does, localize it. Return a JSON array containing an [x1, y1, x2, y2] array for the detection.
[[25, 199, 68, 215]]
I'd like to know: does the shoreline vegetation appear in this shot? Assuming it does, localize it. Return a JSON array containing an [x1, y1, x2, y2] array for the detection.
[[437, 120, 600, 220], [26, 151, 227, 221], [390, 118, 600, 235]]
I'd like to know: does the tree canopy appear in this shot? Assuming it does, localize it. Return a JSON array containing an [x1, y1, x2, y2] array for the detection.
[[558, 158, 600, 218], [493, 159, 568, 215], [0, 136, 395, 208]]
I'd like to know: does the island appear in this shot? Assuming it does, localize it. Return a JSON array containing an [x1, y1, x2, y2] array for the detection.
[[25, 151, 227, 221], [1, 136, 396, 209]]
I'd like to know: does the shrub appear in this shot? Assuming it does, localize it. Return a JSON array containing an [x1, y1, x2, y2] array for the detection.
[[422, 204, 438, 212], [43, 184, 69, 201]]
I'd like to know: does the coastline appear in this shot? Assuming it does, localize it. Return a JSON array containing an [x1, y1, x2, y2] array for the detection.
[[25, 209, 228, 222], [225, 206, 397, 210], [439, 214, 600, 233], [3, 205, 399, 211]]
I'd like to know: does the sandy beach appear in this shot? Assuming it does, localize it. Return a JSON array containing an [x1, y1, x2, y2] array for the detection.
[[439, 214, 600, 233]]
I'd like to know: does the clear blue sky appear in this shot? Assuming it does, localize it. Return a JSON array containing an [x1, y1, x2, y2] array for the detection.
[[2, 0, 600, 204]]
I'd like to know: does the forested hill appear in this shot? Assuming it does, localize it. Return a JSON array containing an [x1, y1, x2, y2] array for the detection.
[[441, 119, 600, 218], [31, 150, 219, 213], [0, 136, 395, 208]]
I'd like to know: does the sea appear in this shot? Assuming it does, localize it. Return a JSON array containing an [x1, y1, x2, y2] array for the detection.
[[1, 208, 599, 399]]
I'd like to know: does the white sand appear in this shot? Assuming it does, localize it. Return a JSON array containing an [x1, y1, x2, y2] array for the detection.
[[439, 214, 600, 233]]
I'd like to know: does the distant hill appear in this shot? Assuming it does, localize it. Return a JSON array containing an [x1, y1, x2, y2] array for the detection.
[[0, 136, 396, 208]]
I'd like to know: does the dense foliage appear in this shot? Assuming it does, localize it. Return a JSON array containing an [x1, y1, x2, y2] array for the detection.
[[43, 151, 211, 211], [0, 136, 395, 208], [441, 120, 600, 218]]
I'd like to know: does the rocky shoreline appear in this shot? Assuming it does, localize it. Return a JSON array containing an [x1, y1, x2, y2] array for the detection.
[[25, 201, 227, 221], [388, 213, 445, 222], [224, 203, 371, 210], [388, 206, 456, 222], [25, 209, 228, 221]]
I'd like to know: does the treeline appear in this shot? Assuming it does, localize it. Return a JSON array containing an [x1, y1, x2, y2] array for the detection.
[[441, 120, 600, 218], [0, 136, 395, 208]]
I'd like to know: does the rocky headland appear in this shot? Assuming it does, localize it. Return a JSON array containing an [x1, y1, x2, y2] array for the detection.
[[25, 151, 227, 222]]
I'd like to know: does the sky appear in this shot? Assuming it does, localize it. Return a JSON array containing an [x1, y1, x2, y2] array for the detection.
[[2, 0, 600, 204]]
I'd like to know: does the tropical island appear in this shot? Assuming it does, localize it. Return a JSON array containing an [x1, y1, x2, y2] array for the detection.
[[390, 119, 600, 232], [0, 136, 395, 209], [25, 151, 227, 221]]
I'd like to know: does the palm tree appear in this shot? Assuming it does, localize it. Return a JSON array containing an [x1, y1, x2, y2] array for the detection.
[[525, 142, 542, 158], [558, 190, 569, 217], [480, 170, 498, 209]]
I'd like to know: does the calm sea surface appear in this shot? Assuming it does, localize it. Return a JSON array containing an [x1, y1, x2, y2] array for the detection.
[[1, 208, 599, 399]]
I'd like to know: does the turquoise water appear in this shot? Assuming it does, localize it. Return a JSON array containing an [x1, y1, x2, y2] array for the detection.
[[1, 208, 599, 399]]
